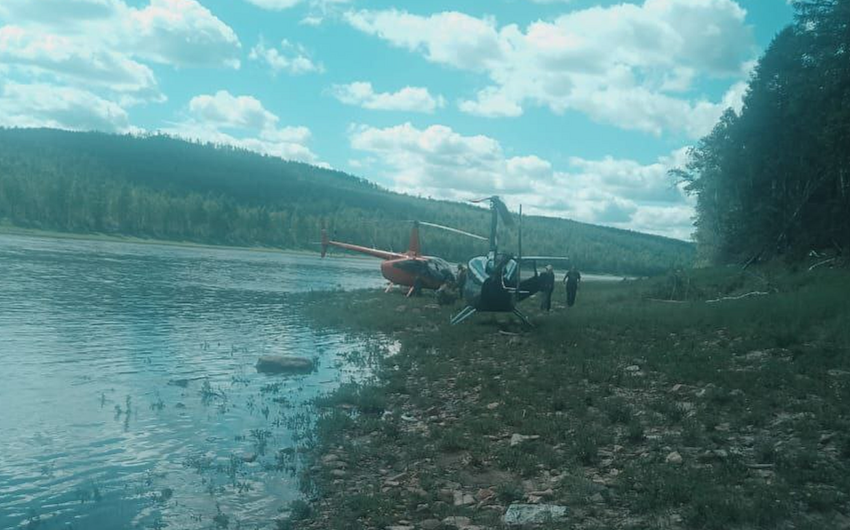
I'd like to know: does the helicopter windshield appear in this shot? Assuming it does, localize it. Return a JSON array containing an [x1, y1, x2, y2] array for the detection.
[[468, 256, 517, 285]]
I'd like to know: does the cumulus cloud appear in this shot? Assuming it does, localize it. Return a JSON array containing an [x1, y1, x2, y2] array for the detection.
[[242, 0, 355, 16], [330, 82, 445, 113], [0, 81, 131, 132], [249, 39, 323, 75], [349, 122, 694, 239], [130, 0, 241, 69], [243, 0, 304, 9], [165, 91, 325, 166], [0, 25, 162, 101], [345, 1, 755, 137], [0, 0, 242, 131], [349, 122, 552, 195]]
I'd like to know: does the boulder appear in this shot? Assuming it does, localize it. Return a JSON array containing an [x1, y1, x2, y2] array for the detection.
[[503, 503, 568, 525], [255, 356, 314, 374]]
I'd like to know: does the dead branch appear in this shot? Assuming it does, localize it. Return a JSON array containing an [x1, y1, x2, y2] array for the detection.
[[705, 291, 771, 303]]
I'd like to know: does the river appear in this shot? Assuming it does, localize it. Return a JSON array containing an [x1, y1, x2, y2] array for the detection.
[[0, 234, 389, 530]]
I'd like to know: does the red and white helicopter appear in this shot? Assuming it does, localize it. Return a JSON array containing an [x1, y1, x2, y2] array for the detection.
[[321, 221, 485, 296]]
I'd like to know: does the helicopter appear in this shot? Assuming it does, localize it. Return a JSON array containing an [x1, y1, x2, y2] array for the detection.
[[321, 221, 486, 296], [451, 196, 570, 327]]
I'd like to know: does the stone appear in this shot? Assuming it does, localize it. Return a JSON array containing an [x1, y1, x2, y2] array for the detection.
[[255, 356, 314, 374], [666, 451, 683, 465], [330, 469, 347, 477], [510, 433, 540, 447], [322, 454, 340, 463], [438, 489, 455, 503], [453, 490, 474, 506], [476, 488, 496, 502], [589, 493, 604, 504], [625, 365, 641, 372], [240, 452, 257, 463], [486, 402, 500, 410], [442, 516, 471, 527], [420, 519, 441, 530], [503, 503, 569, 525], [386, 526, 414, 530]]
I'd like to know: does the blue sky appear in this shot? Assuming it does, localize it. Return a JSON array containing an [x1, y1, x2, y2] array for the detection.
[[0, 0, 794, 239]]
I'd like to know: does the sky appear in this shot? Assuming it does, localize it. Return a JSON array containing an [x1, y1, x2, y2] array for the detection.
[[0, 0, 795, 240]]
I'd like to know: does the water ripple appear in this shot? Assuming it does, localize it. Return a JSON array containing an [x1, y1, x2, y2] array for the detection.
[[0, 234, 387, 530]]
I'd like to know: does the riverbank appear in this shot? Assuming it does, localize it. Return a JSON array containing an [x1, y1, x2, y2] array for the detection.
[[295, 263, 850, 529]]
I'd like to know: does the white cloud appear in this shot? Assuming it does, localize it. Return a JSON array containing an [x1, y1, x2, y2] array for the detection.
[[0, 25, 162, 101], [249, 39, 323, 75], [330, 82, 445, 113], [0, 0, 243, 134], [130, 0, 241, 69], [243, 0, 303, 10], [242, 0, 355, 13], [345, 10, 505, 72], [350, 122, 556, 195], [349, 122, 694, 239], [345, 1, 755, 137], [0, 81, 131, 132], [165, 91, 325, 166]]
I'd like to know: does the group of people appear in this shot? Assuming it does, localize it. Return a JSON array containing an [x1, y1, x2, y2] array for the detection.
[[435, 261, 581, 312], [537, 264, 581, 312], [435, 264, 467, 305]]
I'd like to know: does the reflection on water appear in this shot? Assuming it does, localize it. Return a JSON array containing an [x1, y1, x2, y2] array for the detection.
[[0, 235, 387, 530]]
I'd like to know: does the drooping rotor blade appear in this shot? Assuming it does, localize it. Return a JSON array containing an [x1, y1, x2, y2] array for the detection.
[[490, 196, 514, 227], [417, 221, 488, 241], [469, 196, 497, 204]]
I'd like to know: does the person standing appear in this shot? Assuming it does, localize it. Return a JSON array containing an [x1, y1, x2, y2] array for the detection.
[[539, 264, 555, 312], [563, 265, 581, 307]]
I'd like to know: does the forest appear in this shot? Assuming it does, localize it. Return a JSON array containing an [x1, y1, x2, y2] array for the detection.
[[0, 128, 693, 276], [672, 0, 850, 264]]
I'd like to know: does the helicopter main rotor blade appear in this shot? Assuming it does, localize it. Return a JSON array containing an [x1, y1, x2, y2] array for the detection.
[[417, 221, 488, 241], [490, 196, 515, 227]]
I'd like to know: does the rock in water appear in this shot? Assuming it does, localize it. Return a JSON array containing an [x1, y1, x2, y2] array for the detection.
[[255, 356, 314, 374], [503, 504, 568, 525]]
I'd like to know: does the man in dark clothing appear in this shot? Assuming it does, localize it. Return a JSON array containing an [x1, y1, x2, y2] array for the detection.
[[539, 264, 555, 312], [563, 266, 581, 307], [455, 264, 467, 291]]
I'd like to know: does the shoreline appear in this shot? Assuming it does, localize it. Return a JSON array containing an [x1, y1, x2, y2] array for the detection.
[[292, 265, 850, 529], [0, 225, 332, 258], [0, 226, 639, 279]]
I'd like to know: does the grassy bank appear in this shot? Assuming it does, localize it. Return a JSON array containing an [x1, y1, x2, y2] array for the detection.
[[294, 264, 850, 530]]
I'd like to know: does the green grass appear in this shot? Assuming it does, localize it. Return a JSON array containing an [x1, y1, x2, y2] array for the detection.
[[298, 263, 850, 530]]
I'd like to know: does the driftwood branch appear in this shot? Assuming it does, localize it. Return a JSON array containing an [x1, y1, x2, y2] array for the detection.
[[808, 258, 837, 271], [705, 291, 771, 303]]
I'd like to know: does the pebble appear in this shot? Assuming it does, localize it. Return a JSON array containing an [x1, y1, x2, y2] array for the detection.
[[666, 451, 683, 465], [442, 516, 471, 527]]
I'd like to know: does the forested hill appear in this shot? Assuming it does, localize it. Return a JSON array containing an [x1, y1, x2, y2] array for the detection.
[[673, 0, 850, 264], [0, 128, 693, 275]]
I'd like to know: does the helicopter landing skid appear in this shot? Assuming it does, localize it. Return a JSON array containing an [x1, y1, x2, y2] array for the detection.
[[450, 305, 477, 325], [450, 306, 534, 328], [512, 308, 534, 329]]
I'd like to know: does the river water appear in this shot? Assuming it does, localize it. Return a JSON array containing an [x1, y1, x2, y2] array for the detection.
[[0, 234, 389, 530]]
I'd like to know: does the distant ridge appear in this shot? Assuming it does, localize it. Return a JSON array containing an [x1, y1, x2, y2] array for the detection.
[[0, 128, 693, 275]]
